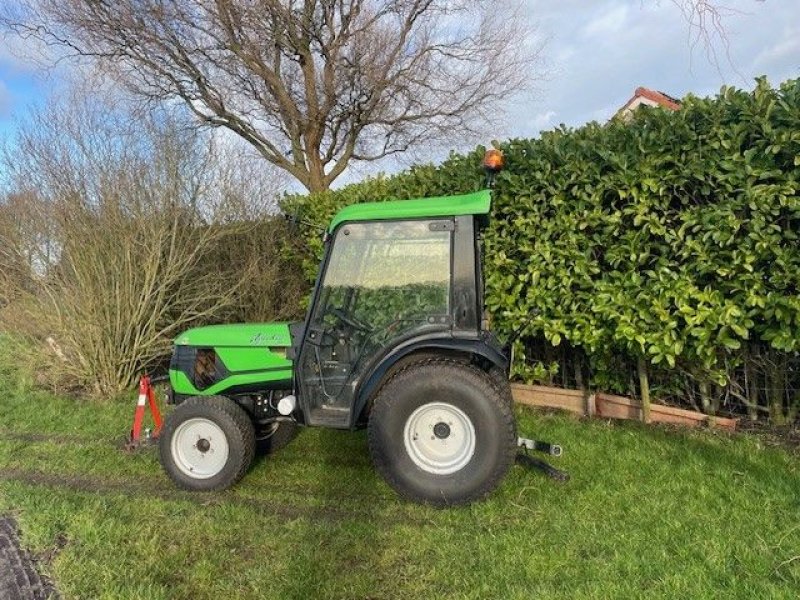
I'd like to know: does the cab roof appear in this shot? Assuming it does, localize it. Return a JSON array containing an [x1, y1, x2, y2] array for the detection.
[[328, 189, 491, 232]]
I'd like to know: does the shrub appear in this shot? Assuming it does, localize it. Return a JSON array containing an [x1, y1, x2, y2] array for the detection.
[[283, 77, 800, 422], [0, 90, 306, 396]]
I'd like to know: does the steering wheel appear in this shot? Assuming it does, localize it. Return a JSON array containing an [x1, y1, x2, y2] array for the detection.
[[329, 307, 372, 333]]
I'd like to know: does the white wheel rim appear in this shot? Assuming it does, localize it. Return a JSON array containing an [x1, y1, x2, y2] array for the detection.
[[403, 402, 476, 475], [171, 417, 230, 479]]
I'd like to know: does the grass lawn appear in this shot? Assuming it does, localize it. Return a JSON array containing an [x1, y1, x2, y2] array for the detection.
[[0, 338, 798, 599]]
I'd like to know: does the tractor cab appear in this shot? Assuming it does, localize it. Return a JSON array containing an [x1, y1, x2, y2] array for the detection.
[[294, 189, 503, 429]]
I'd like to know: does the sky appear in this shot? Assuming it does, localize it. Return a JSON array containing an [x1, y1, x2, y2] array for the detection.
[[507, 0, 800, 138], [0, 0, 798, 175]]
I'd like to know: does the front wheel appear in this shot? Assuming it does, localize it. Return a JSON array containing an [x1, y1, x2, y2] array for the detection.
[[368, 360, 517, 506], [159, 396, 255, 492]]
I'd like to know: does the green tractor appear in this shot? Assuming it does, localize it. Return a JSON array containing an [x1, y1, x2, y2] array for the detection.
[[160, 176, 544, 506]]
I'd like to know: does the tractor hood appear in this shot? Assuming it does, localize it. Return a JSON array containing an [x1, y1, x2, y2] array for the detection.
[[175, 323, 292, 348]]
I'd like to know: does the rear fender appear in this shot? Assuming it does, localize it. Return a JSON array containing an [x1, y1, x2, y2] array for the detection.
[[351, 336, 508, 428]]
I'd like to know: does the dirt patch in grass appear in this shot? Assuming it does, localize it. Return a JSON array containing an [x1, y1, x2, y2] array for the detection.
[[0, 429, 374, 469], [737, 420, 800, 454], [0, 431, 91, 445], [0, 467, 416, 525], [0, 514, 60, 600]]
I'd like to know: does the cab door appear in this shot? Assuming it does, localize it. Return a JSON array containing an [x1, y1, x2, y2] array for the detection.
[[297, 219, 453, 427]]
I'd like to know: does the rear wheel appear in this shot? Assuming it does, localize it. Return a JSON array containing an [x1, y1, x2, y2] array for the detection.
[[159, 396, 255, 491], [368, 361, 516, 506], [489, 365, 514, 407]]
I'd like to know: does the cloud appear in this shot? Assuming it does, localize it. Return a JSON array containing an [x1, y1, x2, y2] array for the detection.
[[529, 110, 557, 131], [750, 26, 800, 71], [581, 4, 630, 39]]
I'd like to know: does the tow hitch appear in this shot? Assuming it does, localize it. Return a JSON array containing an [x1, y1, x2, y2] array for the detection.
[[123, 375, 167, 452], [516, 437, 569, 482]]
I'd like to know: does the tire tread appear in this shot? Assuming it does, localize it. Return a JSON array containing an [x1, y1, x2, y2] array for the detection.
[[160, 395, 255, 492], [368, 358, 516, 506]]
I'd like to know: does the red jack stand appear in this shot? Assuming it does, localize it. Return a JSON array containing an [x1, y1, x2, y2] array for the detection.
[[124, 375, 163, 451]]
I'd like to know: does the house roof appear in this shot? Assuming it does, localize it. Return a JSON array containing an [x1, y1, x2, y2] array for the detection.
[[615, 87, 681, 119]]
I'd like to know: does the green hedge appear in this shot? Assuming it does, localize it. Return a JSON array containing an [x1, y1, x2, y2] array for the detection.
[[283, 77, 800, 420]]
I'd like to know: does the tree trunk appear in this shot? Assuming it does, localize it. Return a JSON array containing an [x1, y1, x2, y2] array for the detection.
[[544, 342, 556, 387], [744, 344, 759, 421], [699, 380, 712, 415], [305, 159, 328, 193], [574, 354, 592, 416], [768, 354, 788, 426], [637, 356, 651, 424], [573, 354, 584, 391]]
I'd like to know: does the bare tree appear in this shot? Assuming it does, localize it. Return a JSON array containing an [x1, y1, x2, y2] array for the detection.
[[667, 0, 763, 70], [1, 0, 540, 192]]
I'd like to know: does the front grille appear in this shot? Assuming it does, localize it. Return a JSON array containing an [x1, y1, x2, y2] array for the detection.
[[170, 346, 228, 391], [194, 348, 218, 390]]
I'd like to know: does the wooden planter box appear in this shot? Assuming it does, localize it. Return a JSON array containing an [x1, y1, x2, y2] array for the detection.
[[510, 384, 586, 416], [595, 393, 738, 431], [511, 384, 738, 432]]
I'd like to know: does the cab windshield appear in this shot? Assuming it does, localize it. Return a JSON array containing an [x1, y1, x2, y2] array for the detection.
[[299, 219, 453, 421]]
